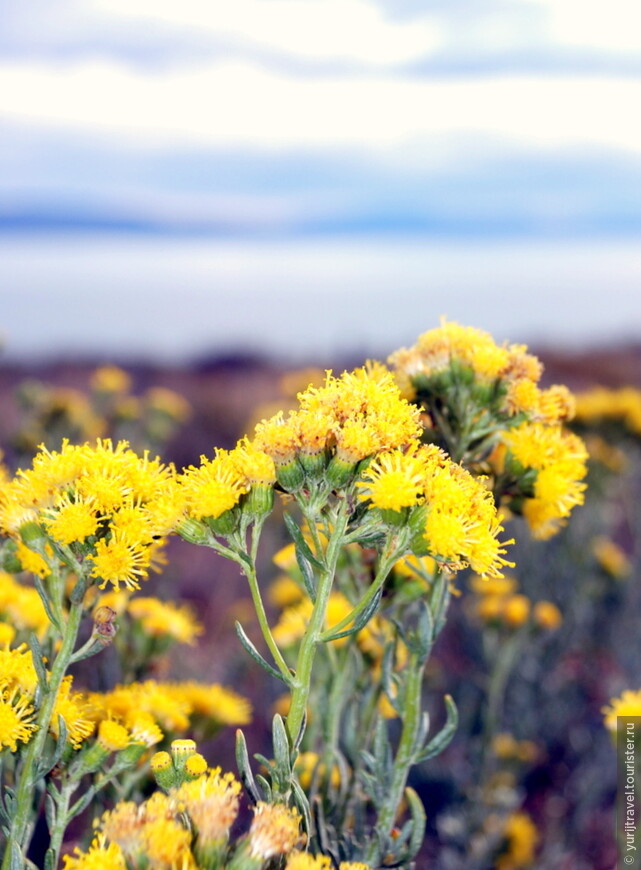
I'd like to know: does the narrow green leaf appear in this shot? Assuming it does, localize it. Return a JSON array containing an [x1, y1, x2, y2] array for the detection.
[[295, 549, 316, 603], [235, 729, 261, 804], [234, 622, 291, 685], [28, 633, 49, 692], [69, 575, 88, 604], [271, 714, 291, 774], [283, 513, 324, 570], [416, 694, 458, 763], [292, 708, 307, 754], [321, 587, 383, 643], [44, 793, 56, 831], [33, 576, 62, 634], [44, 849, 55, 870], [291, 778, 312, 837], [255, 775, 272, 802], [406, 786, 427, 859], [68, 787, 96, 821]]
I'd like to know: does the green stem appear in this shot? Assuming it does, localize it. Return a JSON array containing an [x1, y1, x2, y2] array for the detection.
[[318, 539, 401, 642], [366, 652, 425, 863], [242, 539, 293, 685], [46, 780, 75, 870], [478, 628, 526, 784], [285, 501, 350, 745], [2, 597, 85, 868]]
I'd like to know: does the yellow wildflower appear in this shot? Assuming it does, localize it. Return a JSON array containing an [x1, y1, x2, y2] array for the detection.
[[51, 677, 95, 748], [0, 685, 37, 751], [172, 681, 252, 726], [128, 597, 203, 645], [287, 855, 333, 870], [248, 802, 304, 859], [91, 535, 151, 591], [180, 450, 248, 520], [357, 448, 427, 512], [173, 767, 241, 845], [96, 719, 131, 752], [15, 539, 51, 579], [62, 834, 127, 870]]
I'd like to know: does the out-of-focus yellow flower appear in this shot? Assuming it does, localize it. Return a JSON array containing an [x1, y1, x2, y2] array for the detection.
[[495, 811, 539, 870], [172, 681, 252, 726], [532, 601, 562, 630], [603, 688, 641, 731], [145, 387, 191, 423], [502, 594, 531, 628], [295, 751, 341, 790], [273, 592, 354, 648], [493, 734, 539, 763], [574, 386, 641, 436], [268, 575, 305, 608], [90, 365, 132, 394], [128, 596, 203, 645], [62, 834, 127, 870], [592, 536, 632, 579]]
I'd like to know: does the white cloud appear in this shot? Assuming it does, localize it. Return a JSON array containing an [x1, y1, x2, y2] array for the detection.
[[532, 0, 641, 53], [1, 59, 641, 156], [90, 0, 442, 66]]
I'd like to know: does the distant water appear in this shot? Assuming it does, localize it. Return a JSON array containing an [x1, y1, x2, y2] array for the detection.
[[2, 235, 640, 363]]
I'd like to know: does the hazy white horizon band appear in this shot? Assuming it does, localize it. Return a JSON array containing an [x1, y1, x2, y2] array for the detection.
[[2, 235, 640, 364]]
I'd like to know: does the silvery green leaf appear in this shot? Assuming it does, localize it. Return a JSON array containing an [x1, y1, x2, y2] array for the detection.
[[416, 694, 458, 763], [234, 621, 291, 685], [283, 513, 324, 570], [235, 729, 262, 804]]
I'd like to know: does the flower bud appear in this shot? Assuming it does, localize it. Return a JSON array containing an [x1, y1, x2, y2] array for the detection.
[[275, 458, 305, 492], [243, 484, 274, 519]]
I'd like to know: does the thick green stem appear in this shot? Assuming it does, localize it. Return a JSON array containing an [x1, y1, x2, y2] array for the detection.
[[285, 502, 349, 745], [2, 597, 85, 868]]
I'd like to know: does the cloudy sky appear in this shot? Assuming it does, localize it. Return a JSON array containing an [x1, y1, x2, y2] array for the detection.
[[2, 0, 641, 237], [1, 1, 640, 362]]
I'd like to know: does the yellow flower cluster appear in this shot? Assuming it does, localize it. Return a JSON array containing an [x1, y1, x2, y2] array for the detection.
[[96, 591, 203, 645], [88, 678, 251, 736], [359, 445, 513, 577], [254, 364, 422, 489], [0, 570, 49, 638], [468, 575, 562, 631], [389, 319, 573, 423], [0, 644, 99, 751], [180, 437, 276, 524], [0, 439, 185, 590], [67, 760, 306, 870], [500, 422, 588, 539], [574, 386, 641, 436]]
